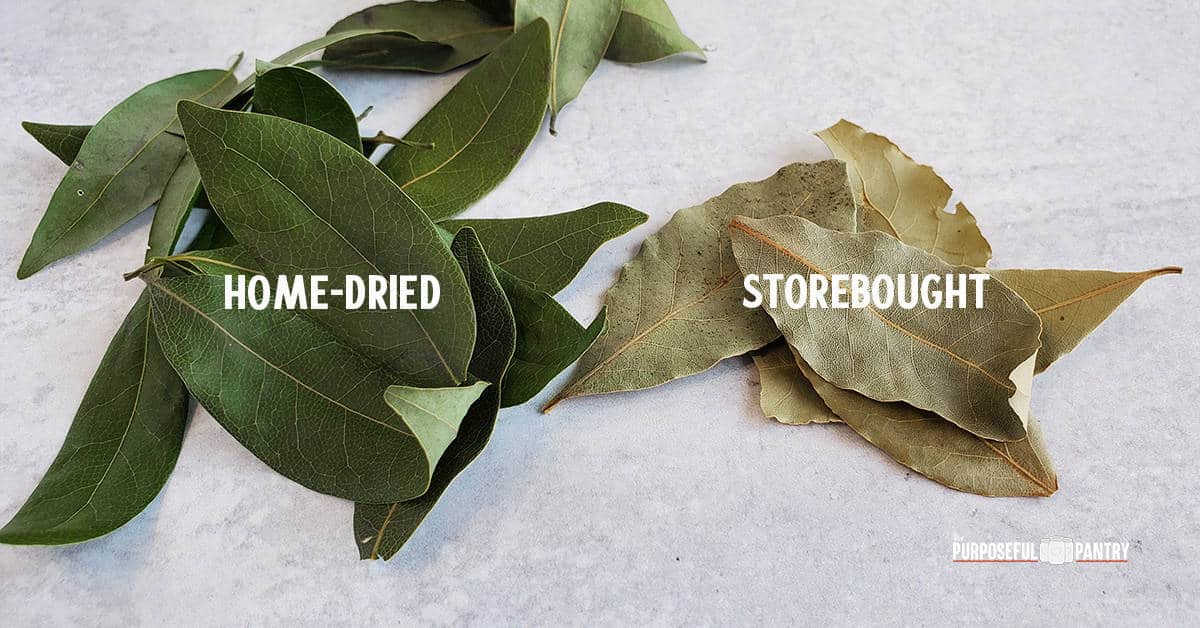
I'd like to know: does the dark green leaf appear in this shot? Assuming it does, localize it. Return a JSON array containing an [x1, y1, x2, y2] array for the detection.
[[322, 1, 512, 73], [467, 0, 514, 23], [145, 153, 202, 261], [18, 68, 238, 279], [605, 0, 705, 64], [376, 18, 551, 220], [254, 63, 362, 151], [356, 227, 516, 560], [178, 102, 475, 387], [440, 201, 647, 294], [22, 122, 91, 165], [0, 291, 188, 545]]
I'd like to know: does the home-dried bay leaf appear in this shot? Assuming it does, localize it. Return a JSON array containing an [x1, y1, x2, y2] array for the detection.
[[254, 63, 362, 150], [797, 360, 1057, 497], [605, 0, 704, 64], [383, 382, 490, 466], [376, 18, 551, 220], [144, 153, 203, 262], [467, 0, 514, 22], [817, 119, 992, 267], [441, 201, 647, 294], [0, 291, 188, 545], [515, 0, 621, 131], [22, 122, 91, 165], [546, 160, 857, 410], [178, 102, 475, 387], [18, 67, 238, 279], [991, 267, 1183, 373], [322, 1, 512, 73], [728, 214, 1041, 441], [356, 227, 516, 560], [751, 342, 836, 425]]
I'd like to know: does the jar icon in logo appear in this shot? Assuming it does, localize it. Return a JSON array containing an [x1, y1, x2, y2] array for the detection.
[[1040, 536, 1075, 564]]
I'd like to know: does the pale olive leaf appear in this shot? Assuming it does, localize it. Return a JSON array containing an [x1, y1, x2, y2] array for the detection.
[[751, 341, 837, 425], [545, 160, 857, 410], [728, 214, 1041, 442], [797, 360, 1057, 497], [148, 275, 451, 503], [604, 0, 704, 64], [817, 119, 992, 267], [17, 68, 238, 279], [467, 0, 515, 22], [440, 201, 647, 294], [0, 290, 188, 545], [22, 122, 91, 165], [254, 63, 362, 151], [322, 1, 512, 73], [991, 267, 1183, 374], [383, 381, 490, 468], [178, 102, 475, 387], [515, 0, 621, 132], [356, 227, 516, 560], [376, 18, 551, 220]]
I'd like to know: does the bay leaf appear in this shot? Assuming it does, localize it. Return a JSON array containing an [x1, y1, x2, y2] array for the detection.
[[817, 119, 992, 267], [356, 227, 516, 560], [440, 201, 647, 294], [797, 360, 1057, 497], [0, 291, 188, 545], [499, 269, 606, 406], [177, 101, 475, 387], [604, 0, 704, 64], [376, 18, 551, 220], [22, 122, 90, 165], [728, 214, 1041, 442], [515, 0, 621, 132], [18, 68, 238, 279], [383, 381, 490, 466], [992, 267, 1183, 373], [322, 1, 512, 73], [467, 0, 514, 22], [545, 160, 857, 410], [147, 275, 451, 503], [254, 63, 362, 150], [145, 153, 202, 261], [751, 342, 837, 425]]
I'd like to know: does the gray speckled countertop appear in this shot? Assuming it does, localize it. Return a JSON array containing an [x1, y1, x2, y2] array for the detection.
[[1, 1, 1197, 625]]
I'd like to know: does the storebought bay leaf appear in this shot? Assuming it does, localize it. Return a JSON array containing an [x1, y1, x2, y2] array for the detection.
[[376, 18, 551, 220], [322, 1, 512, 73], [729, 214, 1041, 442], [817, 119, 992, 267], [0, 290, 188, 545], [991, 267, 1182, 373], [148, 275, 448, 503], [751, 342, 836, 425], [515, 0, 621, 131], [254, 63, 362, 151], [440, 201, 647, 294], [22, 122, 91, 165], [797, 360, 1057, 497], [178, 102, 475, 387], [605, 0, 704, 63], [356, 227, 516, 560], [545, 160, 857, 410], [17, 68, 238, 279]]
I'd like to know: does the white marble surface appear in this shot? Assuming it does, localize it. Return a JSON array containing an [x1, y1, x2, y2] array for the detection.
[[1, 1, 1198, 625]]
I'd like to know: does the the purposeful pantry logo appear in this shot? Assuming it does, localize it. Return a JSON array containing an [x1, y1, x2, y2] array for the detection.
[[951, 535, 1130, 565]]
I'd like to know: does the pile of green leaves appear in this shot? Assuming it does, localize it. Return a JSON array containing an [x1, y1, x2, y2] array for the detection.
[[548, 119, 1181, 498], [2, 1, 701, 560]]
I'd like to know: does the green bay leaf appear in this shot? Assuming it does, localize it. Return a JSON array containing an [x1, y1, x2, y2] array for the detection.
[[817, 119, 992, 267], [254, 63, 362, 150], [991, 267, 1182, 373], [145, 153, 202, 262], [546, 160, 857, 410], [440, 201, 647, 294], [177, 102, 475, 387], [18, 68, 237, 279], [797, 360, 1057, 497], [605, 0, 704, 64], [22, 122, 91, 165], [0, 291, 188, 545], [515, 0, 621, 132], [467, 0, 514, 22], [376, 18, 551, 220], [357, 227, 516, 560], [728, 214, 1041, 442], [322, 1, 512, 73], [383, 382, 490, 467]]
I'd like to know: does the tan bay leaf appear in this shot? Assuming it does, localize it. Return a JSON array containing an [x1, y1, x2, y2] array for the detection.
[[751, 342, 837, 425]]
